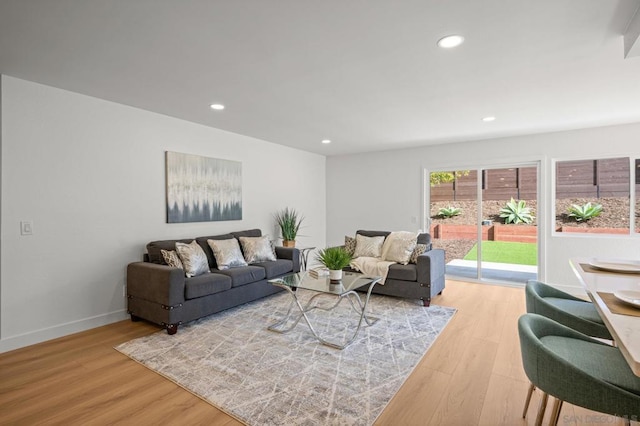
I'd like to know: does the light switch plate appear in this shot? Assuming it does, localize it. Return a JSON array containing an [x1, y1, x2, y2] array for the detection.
[[20, 221, 33, 236]]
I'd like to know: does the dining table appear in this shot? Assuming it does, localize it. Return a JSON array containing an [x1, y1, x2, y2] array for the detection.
[[570, 257, 640, 377]]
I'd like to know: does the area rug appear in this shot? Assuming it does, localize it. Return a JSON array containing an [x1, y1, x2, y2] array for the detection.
[[115, 291, 456, 426]]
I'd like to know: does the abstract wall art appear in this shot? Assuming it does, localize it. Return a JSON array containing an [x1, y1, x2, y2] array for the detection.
[[166, 151, 242, 223]]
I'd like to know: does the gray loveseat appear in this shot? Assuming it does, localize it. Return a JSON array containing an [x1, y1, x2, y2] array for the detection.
[[344, 230, 445, 307], [127, 229, 300, 334]]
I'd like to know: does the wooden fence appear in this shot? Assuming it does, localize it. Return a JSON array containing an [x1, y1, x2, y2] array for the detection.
[[431, 159, 637, 201]]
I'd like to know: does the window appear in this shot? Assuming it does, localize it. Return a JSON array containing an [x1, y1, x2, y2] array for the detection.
[[555, 158, 630, 234]]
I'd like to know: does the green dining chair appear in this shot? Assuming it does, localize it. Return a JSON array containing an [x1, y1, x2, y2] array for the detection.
[[525, 280, 612, 340], [518, 314, 640, 426], [522, 280, 614, 421]]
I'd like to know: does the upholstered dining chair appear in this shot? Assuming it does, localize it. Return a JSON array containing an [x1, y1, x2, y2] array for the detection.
[[518, 314, 640, 426], [525, 280, 612, 340], [522, 280, 613, 421]]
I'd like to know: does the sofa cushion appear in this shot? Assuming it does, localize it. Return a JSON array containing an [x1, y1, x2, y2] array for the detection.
[[239, 236, 276, 263], [215, 265, 266, 287], [195, 233, 235, 269], [344, 235, 356, 256], [147, 239, 193, 264], [409, 244, 428, 264], [381, 231, 417, 265], [161, 249, 184, 269], [356, 230, 391, 239], [254, 259, 293, 279], [207, 238, 248, 270], [417, 233, 432, 250], [175, 240, 210, 278], [387, 264, 418, 281], [353, 234, 385, 258], [231, 229, 262, 240], [357, 230, 432, 252], [184, 273, 232, 299]]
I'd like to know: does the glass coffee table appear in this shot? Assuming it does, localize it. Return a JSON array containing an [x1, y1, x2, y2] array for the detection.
[[267, 271, 382, 349]]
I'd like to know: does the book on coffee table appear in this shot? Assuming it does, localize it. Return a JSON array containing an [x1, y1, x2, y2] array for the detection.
[[308, 268, 329, 279]]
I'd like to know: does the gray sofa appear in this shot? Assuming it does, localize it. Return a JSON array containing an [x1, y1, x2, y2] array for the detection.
[[344, 230, 445, 307], [127, 229, 300, 334]]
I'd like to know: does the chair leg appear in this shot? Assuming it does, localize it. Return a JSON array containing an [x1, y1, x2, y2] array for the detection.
[[522, 382, 535, 418], [535, 392, 548, 426], [549, 398, 563, 426]]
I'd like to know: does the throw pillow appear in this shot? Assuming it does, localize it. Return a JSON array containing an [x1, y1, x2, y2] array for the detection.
[[174, 241, 209, 277], [208, 238, 248, 270], [160, 249, 184, 270], [239, 236, 277, 263], [344, 235, 356, 256], [352, 234, 385, 258], [409, 244, 428, 264], [381, 231, 418, 265]]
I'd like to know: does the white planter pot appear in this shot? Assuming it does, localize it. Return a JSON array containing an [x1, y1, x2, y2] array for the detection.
[[329, 270, 343, 280]]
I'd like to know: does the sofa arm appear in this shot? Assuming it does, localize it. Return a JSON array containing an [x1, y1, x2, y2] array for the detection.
[[127, 262, 186, 307], [416, 249, 445, 285], [275, 247, 301, 272]]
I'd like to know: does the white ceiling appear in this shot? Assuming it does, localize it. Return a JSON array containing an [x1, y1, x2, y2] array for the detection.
[[1, 0, 640, 156]]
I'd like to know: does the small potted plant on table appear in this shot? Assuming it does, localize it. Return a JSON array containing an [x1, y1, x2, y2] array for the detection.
[[316, 246, 352, 281]]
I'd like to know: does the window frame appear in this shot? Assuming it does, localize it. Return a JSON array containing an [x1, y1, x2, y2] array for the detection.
[[551, 155, 637, 237]]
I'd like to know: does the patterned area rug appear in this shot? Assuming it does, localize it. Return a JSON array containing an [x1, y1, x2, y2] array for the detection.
[[115, 291, 456, 426]]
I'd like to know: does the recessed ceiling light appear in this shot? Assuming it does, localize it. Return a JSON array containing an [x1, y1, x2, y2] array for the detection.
[[437, 35, 464, 48], [321, 139, 331, 144], [482, 116, 496, 122], [210, 104, 225, 110]]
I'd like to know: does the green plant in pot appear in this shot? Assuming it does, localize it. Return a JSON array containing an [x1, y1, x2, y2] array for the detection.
[[274, 207, 304, 247], [316, 246, 352, 281]]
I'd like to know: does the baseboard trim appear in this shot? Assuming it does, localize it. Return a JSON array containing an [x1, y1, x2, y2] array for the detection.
[[0, 309, 128, 354]]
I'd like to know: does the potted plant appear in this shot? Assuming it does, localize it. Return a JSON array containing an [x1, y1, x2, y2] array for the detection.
[[316, 246, 352, 281], [274, 207, 304, 247]]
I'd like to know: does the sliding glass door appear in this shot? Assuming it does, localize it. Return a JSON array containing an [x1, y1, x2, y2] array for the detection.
[[427, 164, 539, 284]]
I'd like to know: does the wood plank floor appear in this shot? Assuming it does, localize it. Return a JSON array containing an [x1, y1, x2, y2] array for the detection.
[[0, 280, 634, 425]]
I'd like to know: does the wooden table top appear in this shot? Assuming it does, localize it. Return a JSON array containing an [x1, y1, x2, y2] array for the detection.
[[570, 258, 640, 376]]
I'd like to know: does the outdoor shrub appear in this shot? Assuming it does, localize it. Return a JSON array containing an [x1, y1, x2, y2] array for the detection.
[[499, 198, 535, 224], [438, 206, 462, 218], [568, 202, 602, 222]]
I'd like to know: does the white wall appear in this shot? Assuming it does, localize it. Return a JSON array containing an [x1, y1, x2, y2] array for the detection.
[[327, 122, 640, 291], [0, 76, 326, 352]]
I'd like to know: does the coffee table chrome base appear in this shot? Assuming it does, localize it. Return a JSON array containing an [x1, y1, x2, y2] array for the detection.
[[268, 281, 379, 350]]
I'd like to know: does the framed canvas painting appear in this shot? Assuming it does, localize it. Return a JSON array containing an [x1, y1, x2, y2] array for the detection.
[[166, 151, 242, 223]]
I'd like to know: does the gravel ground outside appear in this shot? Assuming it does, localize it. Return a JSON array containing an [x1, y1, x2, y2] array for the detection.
[[429, 197, 639, 263]]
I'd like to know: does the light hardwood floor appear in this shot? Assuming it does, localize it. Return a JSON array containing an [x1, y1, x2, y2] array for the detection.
[[0, 280, 633, 425]]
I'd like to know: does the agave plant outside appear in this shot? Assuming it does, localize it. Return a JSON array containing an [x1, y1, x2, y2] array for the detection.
[[499, 198, 535, 224], [568, 202, 603, 222], [438, 206, 462, 218]]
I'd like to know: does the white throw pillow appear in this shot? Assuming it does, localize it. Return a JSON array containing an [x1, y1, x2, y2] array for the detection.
[[381, 231, 418, 265], [174, 241, 209, 277], [239, 236, 277, 263], [352, 234, 386, 258], [208, 238, 248, 270]]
